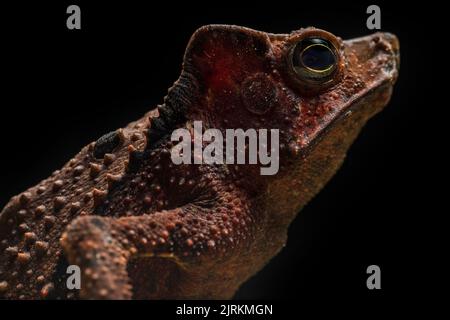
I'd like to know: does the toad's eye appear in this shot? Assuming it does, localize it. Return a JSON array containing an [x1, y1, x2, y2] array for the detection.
[[291, 38, 338, 83]]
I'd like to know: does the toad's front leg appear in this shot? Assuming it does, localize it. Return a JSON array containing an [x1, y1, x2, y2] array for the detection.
[[61, 190, 259, 299]]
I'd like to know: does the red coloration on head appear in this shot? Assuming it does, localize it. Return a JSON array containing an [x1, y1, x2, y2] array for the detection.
[[194, 31, 268, 92]]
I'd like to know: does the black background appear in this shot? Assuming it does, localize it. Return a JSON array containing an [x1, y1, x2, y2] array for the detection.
[[1, 0, 422, 306]]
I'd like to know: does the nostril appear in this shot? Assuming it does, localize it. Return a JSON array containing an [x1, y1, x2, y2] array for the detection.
[[370, 33, 400, 74], [382, 33, 400, 53], [382, 33, 400, 73], [371, 35, 380, 44], [380, 33, 400, 56]]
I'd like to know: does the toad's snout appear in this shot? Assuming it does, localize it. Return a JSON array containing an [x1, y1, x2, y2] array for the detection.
[[377, 32, 400, 80], [344, 32, 400, 84]]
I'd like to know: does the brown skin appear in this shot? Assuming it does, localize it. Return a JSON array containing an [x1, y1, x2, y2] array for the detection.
[[0, 25, 399, 299]]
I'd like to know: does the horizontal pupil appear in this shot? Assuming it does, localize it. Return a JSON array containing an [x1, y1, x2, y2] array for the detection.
[[301, 45, 335, 71]]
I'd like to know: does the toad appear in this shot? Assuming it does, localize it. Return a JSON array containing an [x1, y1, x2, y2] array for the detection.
[[0, 25, 399, 299]]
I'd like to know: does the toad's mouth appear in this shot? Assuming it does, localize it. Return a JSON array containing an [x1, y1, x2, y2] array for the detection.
[[304, 80, 394, 157]]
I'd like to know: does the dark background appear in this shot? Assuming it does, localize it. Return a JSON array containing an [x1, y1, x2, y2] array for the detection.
[[1, 1, 421, 304]]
